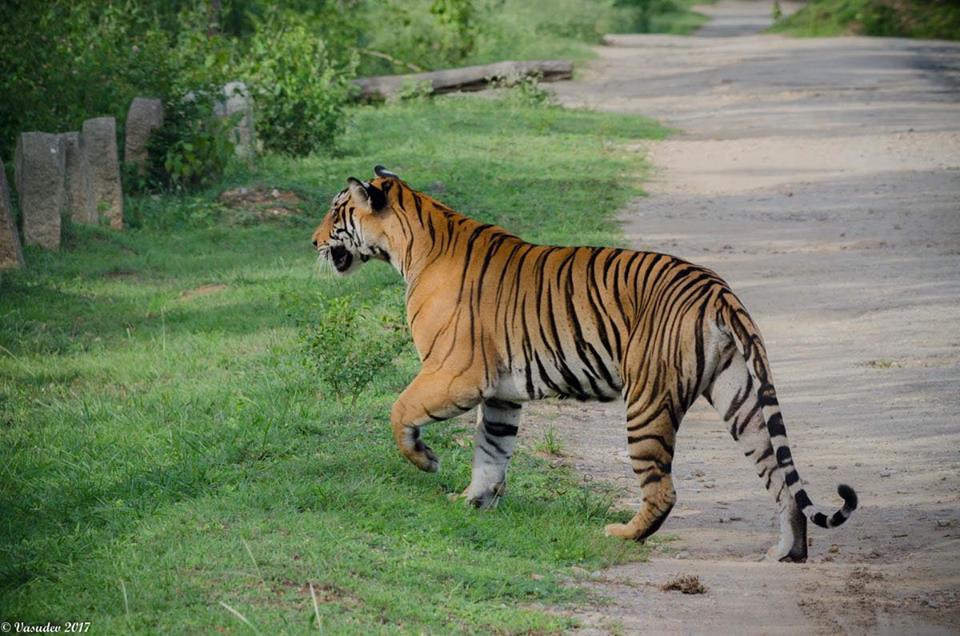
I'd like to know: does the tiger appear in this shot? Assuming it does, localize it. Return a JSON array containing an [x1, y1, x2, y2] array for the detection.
[[311, 165, 858, 562]]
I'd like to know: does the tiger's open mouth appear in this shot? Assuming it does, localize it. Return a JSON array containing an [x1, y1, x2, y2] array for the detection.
[[330, 245, 353, 272]]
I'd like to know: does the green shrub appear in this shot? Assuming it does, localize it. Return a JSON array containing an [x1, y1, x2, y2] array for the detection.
[[429, 0, 479, 62], [360, 0, 480, 73], [771, 0, 960, 40], [302, 291, 410, 405], [0, 1, 240, 187], [240, 12, 356, 156], [615, 0, 681, 32], [0, 2, 170, 159], [496, 72, 553, 107], [144, 93, 237, 192]]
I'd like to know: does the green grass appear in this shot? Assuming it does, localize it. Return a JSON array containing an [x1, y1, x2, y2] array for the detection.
[[770, 0, 960, 40], [0, 94, 667, 633]]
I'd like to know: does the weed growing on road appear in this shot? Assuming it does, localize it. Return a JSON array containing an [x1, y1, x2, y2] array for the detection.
[[536, 426, 567, 457]]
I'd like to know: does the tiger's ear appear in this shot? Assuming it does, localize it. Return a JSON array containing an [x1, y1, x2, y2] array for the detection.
[[347, 177, 387, 212], [374, 165, 399, 180]]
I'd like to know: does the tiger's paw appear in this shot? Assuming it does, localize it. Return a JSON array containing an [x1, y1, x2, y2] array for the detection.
[[464, 482, 505, 509], [407, 443, 440, 473], [766, 543, 808, 563], [604, 522, 642, 541]]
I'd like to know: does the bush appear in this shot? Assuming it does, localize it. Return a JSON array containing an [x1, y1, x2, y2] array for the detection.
[[360, 0, 480, 73], [240, 13, 356, 156], [772, 0, 960, 40], [615, 0, 681, 32], [495, 72, 553, 107], [302, 291, 410, 405], [141, 92, 237, 193], [0, 2, 171, 160]]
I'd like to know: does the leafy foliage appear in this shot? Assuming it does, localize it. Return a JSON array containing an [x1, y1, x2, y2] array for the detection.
[[0, 0, 704, 165], [301, 291, 410, 404], [495, 72, 554, 107], [130, 92, 238, 193], [771, 0, 960, 39], [239, 13, 357, 156]]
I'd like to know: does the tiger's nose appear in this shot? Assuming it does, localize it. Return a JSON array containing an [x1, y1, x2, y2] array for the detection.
[[312, 239, 320, 248]]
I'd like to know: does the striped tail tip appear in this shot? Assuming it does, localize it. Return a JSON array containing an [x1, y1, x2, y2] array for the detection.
[[806, 484, 858, 529]]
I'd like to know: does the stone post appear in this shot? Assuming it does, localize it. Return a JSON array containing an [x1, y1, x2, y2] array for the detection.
[[124, 97, 164, 176], [217, 81, 256, 159], [0, 157, 25, 269], [14, 132, 65, 250], [80, 117, 123, 229], [59, 132, 92, 224]]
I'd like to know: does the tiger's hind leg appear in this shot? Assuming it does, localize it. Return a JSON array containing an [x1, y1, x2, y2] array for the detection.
[[462, 398, 521, 509], [604, 395, 680, 542], [704, 345, 807, 562]]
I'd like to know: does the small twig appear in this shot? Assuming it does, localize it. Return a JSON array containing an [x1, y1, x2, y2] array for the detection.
[[119, 578, 130, 621], [309, 582, 323, 633], [357, 48, 425, 73], [219, 601, 261, 635], [241, 538, 264, 584]]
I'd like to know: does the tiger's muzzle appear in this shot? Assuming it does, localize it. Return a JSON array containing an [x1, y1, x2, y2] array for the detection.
[[330, 245, 353, 273]]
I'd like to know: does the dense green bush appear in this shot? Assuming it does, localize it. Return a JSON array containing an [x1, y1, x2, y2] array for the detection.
[[771, 0, 960, 39], [240, 13, 357, 156], [143, 92, 237, 192], [0, 0, 700, 168], [0, 3, 169, 159], [616, 0, 681, 33], [0, 1, 239, 185]]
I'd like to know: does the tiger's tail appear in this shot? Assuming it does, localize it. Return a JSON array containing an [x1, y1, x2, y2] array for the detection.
[[719, 294, 858, 529]]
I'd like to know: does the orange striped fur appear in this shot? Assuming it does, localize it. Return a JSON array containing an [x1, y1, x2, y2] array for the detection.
[[311, 167, 857, 560]]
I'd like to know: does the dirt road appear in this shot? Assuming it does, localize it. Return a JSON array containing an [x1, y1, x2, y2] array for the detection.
[[536, 2, 960, 633]]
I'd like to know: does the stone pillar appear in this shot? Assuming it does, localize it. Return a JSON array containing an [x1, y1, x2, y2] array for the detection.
[[59, 132, 92, 225], [218, 81, 256, 159], [124, 97, 164, 175], [80, 117, 123, 229], [0, 158, 25, 269], [14, 132, 64, 250]]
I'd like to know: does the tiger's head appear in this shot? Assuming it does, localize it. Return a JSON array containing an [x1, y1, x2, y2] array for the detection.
[[311, 165, 401, 276]]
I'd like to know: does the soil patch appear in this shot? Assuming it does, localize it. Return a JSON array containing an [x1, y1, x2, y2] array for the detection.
[[218, 186, 304, 223]]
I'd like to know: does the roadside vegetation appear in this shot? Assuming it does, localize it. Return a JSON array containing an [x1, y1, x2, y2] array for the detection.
[[0, 0, 705, 164], [771, 0, 960, 40], [0, 93, 668, 632]]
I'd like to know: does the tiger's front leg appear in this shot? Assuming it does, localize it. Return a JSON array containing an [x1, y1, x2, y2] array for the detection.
[[463, 398, 522, 508], [390, 370, 482, 472]]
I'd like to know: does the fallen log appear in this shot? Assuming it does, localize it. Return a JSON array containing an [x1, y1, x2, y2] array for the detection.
[[353, 59, 574, 101]]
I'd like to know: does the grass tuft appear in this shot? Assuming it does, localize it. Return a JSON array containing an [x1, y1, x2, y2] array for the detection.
[[536, 427, 567, 457]]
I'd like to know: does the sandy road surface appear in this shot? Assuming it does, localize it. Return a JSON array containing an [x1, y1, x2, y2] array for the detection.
[[526, 2, 960, 633]]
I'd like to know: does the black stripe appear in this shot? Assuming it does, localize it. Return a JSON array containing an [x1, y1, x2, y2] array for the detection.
[[754, 446, 774, 464], [483, 433, 507, 455], [485, 397, 521, 410], [626, 433, 674, 455], [484, 420, 519, 437], [766, 412, 787, 438], [775, 445, 793, 467]]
